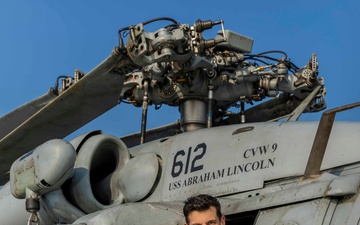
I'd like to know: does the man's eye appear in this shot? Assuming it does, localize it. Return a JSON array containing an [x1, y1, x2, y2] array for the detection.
[[208, 220, 218, 225]]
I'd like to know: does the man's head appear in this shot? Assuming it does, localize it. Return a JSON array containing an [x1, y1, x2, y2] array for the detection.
[[183, 194, 225, 225]]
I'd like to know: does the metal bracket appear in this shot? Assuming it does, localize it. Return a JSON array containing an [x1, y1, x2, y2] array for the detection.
[[303, 102, 360, 179]]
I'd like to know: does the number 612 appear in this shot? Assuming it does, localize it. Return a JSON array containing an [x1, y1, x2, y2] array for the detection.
[[171, 143, 207, 178]]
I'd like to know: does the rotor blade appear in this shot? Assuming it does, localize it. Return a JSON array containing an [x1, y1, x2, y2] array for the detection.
[[120, 120, 181, 148], [0, 49, 136, 183], [287, 86, 321, 121], [0, 91, 58, 140], [219, 94, 302, 125]]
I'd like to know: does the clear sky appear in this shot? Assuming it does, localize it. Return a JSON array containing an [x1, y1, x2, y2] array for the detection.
[[0, 0, 359, 141]]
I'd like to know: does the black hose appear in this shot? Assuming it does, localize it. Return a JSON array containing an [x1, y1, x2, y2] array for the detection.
[[256, 50, 288, 60], [142, 17, 180, 26], [244, 50, 300, 73], [53, 75, 72, 91]]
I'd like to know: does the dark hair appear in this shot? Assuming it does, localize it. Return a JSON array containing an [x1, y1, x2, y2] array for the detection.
[[183, 194, 222, 224]]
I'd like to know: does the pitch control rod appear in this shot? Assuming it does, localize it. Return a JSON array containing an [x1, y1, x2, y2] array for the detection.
[[140, 80, 149, 144]]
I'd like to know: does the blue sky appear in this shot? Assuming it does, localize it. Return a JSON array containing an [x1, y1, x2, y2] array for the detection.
[[0, 0, 359, 140]]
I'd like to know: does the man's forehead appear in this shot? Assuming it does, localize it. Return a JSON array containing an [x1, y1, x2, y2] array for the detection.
[[188, 206, 219, 224]]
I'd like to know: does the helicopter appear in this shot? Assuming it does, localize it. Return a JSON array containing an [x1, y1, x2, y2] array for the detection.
[[0, 17, 360, 225]]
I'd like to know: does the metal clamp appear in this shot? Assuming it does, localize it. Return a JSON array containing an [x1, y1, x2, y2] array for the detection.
[[27, 213, 39, 225]]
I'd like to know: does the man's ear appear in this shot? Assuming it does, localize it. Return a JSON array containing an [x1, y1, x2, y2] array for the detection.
[[221, 215, 226, 225]]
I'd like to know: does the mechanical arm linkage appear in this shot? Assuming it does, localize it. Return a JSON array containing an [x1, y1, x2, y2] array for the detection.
[[116, 17, 325, 132], [56, 17, 325, 135]]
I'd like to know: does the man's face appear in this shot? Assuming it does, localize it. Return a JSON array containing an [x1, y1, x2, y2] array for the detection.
[[185, 206, 225, 225]]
